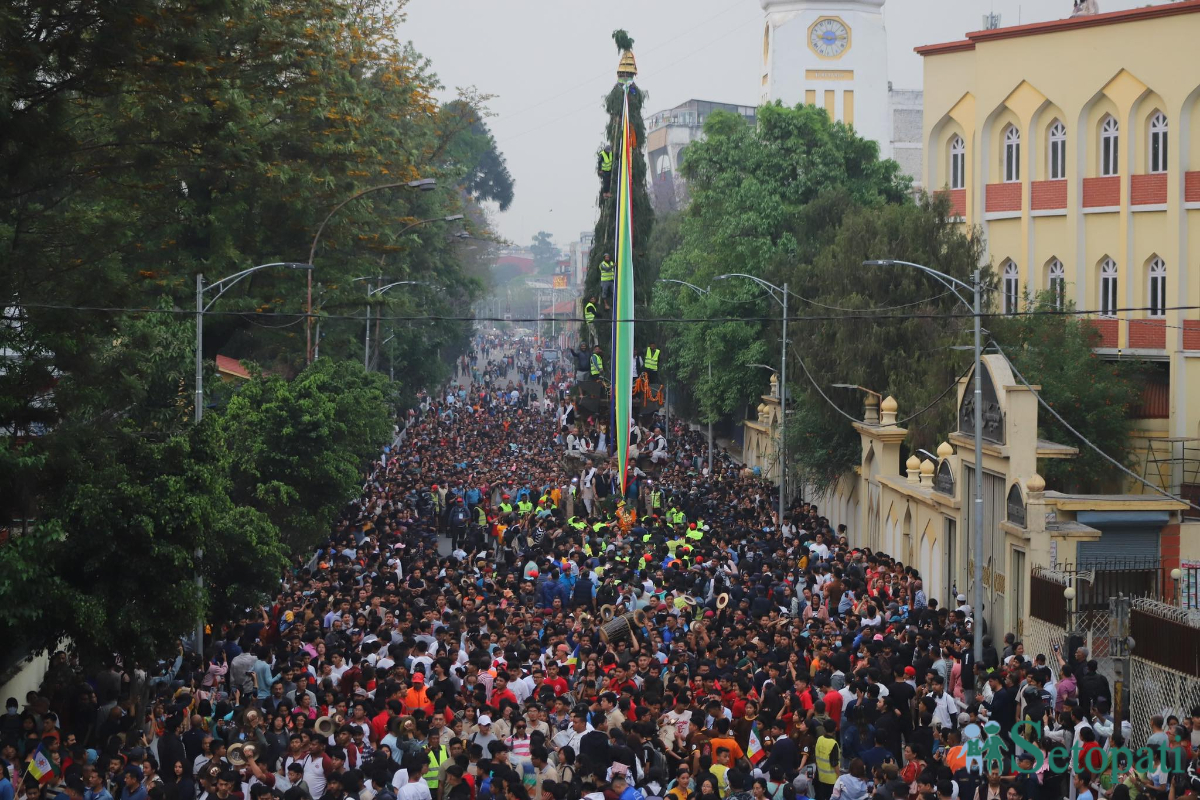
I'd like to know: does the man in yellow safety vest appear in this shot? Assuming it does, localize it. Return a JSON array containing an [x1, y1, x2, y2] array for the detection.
[[599, 253, 615, 309], [643, 342, 660, 380], [590, 346, 604, 379], [598, 145, 613, 198]]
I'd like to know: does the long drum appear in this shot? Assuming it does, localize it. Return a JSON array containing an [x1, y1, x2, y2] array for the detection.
[[598, 614, 634, 643]]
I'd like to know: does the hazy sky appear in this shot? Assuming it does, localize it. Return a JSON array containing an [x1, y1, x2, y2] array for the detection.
[[401, 0, 1152, 250]]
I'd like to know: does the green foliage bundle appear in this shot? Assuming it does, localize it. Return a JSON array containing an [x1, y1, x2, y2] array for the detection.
[[583, 35, 654, 338]]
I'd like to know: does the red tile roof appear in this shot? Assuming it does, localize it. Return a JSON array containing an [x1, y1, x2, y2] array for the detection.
[[917, 0, 1200, 56], [1133, 375, 1170, 420], [216, 354, 251, 380], [541, 299, 577, 316]]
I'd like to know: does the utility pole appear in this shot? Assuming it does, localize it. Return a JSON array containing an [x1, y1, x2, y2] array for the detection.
[[194, 262, 312, 654], [863, 259, 984, 663]]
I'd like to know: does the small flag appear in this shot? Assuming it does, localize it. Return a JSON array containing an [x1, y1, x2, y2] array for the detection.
[[747, 721, 766, 765], [567, 643, 580, 674], [26, 745, 56, 784]]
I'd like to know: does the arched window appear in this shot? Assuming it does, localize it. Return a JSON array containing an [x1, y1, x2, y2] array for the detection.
[[1099, 258, 1118, 316], [1004, 125, 1021, 183], [949, 135, 965, 190], [1149, 112, 1168, 174], [1003, 261, 1020, 315], [1148, 257, 1167, 317], [1047, 259, 1065, 310], [1100, 116, 1119, 177], [1048, 121, 1066, 180]]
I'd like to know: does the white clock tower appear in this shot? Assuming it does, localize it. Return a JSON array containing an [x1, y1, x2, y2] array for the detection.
[[760, 0, 893, 158]]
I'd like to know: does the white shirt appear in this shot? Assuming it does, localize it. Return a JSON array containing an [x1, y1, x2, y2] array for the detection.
[[287, 754, 325, 798], [566, 724, 593, 754], [930, 691, 960, 730], [398, 780, 432, 800]]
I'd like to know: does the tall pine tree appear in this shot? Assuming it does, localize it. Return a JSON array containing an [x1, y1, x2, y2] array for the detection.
[[585, 30, 654, 350]]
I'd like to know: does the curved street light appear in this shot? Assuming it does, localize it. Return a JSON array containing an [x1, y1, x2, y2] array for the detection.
[[364, 280, 434, 369], [656, 278, 714, 471], [305, 178, 439, 362], [713, 273, 789, 525], [193, 260, 312, 655], [862, 258, 984, 663]]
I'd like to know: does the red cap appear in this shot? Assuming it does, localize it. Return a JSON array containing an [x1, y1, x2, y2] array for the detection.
[[412, 673, 425, 683], [904, 666, 916, 677]]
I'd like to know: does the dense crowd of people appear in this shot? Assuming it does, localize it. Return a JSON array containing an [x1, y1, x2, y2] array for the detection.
[[3, 332, 1190, 800]]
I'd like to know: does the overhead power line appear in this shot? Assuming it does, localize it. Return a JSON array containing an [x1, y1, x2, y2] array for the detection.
[[988, 337, 1200, 517], [8, 301, 1200, 325]]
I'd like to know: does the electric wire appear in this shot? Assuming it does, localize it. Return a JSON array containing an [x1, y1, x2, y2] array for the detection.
[[9, 301, 1200, 324], [988, 336, 1200, 517], [790, 349, 973, 429], [785, 288, 959, 313]]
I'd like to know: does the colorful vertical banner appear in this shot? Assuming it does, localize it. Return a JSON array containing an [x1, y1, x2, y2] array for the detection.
[[614, 85, 636, 494]]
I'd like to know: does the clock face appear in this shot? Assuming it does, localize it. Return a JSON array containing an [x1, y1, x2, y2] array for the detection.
[[809, 17, 850, 58]]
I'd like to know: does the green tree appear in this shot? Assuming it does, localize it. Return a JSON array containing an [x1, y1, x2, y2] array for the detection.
[[654, 102, 988, 496], [0, 310, 288, 665], [442, 100, 515, 211], [991, 293, 1140, 492], [0, 0, 499, 666], [219, 358, 395, 551], [530, 231, 560, 274]]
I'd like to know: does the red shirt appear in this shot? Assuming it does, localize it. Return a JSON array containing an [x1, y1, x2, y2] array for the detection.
[[371, 710, 391, 743], [545, 676, 569, 696], [823, 688, 844, 725], [490, 688, 518, 710]]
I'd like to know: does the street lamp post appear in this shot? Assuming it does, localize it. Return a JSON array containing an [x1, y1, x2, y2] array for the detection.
[[346, 213, 461, 369], [656, 278, 714, 474], [193, 261, 312, 653], [305, 178, 439, 363], [863, 258, 983, 663], [714, 274, 788, 525], [365, 280, 432, 370]]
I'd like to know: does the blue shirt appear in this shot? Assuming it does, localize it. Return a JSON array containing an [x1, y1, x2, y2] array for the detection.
[[85, 788, 113, 800], [121, 786, 148, 800], [0, 777, 14, 800], [253, 660, 276, 699]]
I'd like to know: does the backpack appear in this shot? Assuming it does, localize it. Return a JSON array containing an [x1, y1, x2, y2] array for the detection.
[[643, 742, 668, 783], [596, 583, 618, 608]]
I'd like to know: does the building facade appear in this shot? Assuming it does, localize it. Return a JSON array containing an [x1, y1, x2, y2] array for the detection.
[[645, 100, 757, 214], [815, 357, 1191, 642], [568, 232, 593, 288], [919, 0, 1200, 500], [761, 0, 923, 183]]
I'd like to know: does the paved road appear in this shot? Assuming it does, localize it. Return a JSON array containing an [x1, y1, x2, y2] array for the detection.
[[436, 342, 519, 557]]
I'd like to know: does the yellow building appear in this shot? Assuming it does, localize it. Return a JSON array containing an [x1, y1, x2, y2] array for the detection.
[[919, 0, 1200, 501]]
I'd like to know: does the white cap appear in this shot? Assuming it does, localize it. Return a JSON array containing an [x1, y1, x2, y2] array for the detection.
[[478, 714, 492, 726], [957, 594, 967, 602]]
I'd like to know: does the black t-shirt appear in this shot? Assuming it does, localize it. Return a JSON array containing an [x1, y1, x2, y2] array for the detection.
[[887, 681, 916, 729]]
